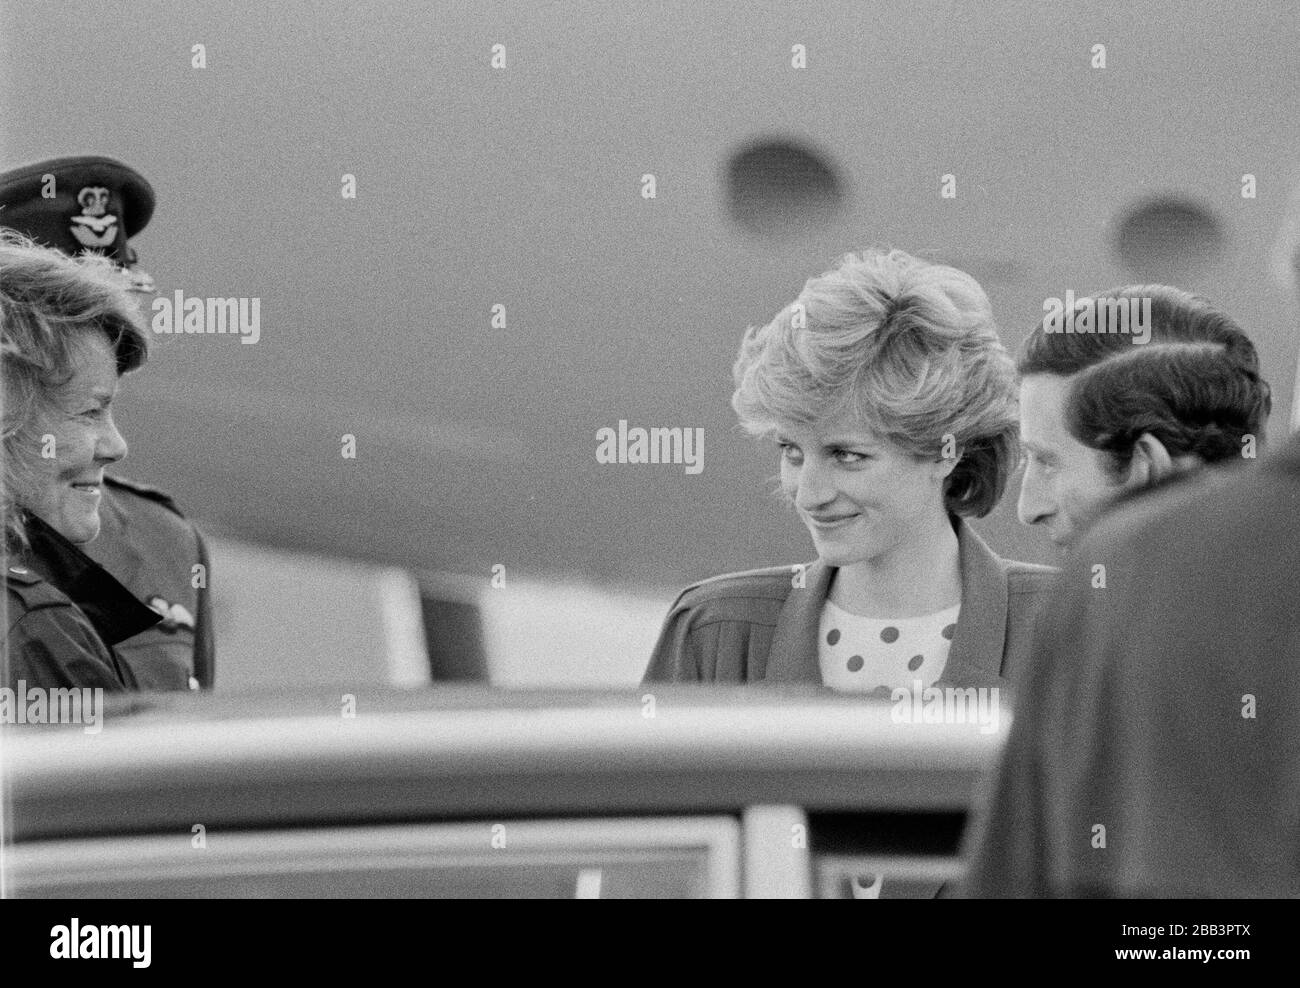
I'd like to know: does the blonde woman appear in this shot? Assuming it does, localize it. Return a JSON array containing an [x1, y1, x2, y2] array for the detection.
[[645, 248, 1056, 691]]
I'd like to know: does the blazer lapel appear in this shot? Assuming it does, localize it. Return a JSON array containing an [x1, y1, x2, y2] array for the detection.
[[764, 560, 833, 683], [937, 520, 1010, 688], [763, 520, 1011, 687]]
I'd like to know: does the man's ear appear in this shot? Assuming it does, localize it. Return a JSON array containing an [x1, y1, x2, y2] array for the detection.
[[1125, 433, 1199, 488]]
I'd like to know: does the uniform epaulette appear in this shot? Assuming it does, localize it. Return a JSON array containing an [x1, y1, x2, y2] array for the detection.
[[4, 562, 43, 586], [4, 563, 72, 615], [103, 474, 185, 517]]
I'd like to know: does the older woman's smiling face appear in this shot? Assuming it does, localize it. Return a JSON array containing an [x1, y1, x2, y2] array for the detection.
[[24, 330, 127, 544]]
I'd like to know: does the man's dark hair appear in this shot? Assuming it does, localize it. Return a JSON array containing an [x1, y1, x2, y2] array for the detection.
[[1068, 343, 1270, 476], [1019, 284, 1262, 376], [1019, 284, 1271, 475]]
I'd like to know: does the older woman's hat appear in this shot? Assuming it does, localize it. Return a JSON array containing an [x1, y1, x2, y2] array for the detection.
[[0, 155, 156, 291]]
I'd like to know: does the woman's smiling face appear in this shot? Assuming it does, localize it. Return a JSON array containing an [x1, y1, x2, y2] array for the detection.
[[776, 408, 956, 568], [22, 330, 128, 544]]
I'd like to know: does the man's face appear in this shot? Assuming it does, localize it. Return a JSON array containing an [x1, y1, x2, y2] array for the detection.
[[1017, 374, 1122, 548]]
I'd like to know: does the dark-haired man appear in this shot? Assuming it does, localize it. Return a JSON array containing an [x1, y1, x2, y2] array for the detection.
[[955, 285, 1284, 897], [961, 418, 1300, 898], [1015, 285, 1270, 547]]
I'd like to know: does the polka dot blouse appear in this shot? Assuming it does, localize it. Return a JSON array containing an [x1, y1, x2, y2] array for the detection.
[[817, 598, 960, 694]]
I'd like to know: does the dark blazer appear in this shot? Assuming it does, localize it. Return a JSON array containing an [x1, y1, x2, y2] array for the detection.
[[644, 517, 1058, 688], [961, 439, 1300, 898]]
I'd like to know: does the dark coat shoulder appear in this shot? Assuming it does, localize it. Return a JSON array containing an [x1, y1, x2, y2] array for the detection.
[[6, 571, 131, 691], [644, 564, 806, 683]]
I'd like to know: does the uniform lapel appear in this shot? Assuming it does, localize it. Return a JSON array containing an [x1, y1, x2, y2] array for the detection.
[[764, 560, 833, 683], [21, 514, 161, 646]]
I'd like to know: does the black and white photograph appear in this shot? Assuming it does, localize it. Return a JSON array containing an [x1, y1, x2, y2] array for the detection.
[[0, 0, 1294, 951]]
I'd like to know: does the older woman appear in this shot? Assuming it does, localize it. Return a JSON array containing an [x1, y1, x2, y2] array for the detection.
[[2, 231, 160, 690], [645, 248, 1056, 691]]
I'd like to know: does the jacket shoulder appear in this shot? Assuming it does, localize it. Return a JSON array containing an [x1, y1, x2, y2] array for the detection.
[[1004, 560, 1061, 595], [104, 474, 188, 520], [5, 565, 75, 617], [645, 564, 804, 684], [100, 476, 207, 560], [5, 584, 130, 691], [670, 563, 803, 623]]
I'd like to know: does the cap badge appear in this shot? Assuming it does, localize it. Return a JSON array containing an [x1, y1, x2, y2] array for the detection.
[[70, 186, 119, 249]]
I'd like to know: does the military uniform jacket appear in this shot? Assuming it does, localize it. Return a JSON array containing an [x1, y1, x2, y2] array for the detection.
[[644, 517, 1058, 688], [5, 515, 161, 691], [82, 475, 215, 690]]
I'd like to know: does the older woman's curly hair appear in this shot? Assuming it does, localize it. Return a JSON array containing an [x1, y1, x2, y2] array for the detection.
[[731, 247, 1020, 518], [1, 229, 148, 548]]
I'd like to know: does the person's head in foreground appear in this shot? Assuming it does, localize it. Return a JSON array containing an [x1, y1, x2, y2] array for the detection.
[[1, 229, 148, 550], [732, 247, 1019, 587], [1016, 285, 1271, 548]]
